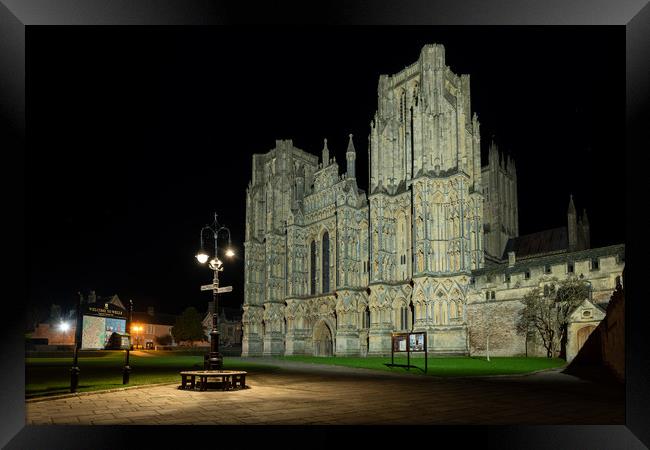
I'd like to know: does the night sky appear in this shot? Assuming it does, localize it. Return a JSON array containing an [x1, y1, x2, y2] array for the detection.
[[26, 26, 624, 320]]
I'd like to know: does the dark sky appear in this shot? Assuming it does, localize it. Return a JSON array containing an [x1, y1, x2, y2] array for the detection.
[[26, 26, 624, 319]]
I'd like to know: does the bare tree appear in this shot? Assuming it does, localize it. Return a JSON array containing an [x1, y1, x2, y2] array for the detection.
[[517, 276, 589, 358], [515, 303, 536, 357]]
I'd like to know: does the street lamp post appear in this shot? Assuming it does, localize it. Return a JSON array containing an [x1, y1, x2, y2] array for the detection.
[[195, 212, 235, 371], [132, 325, 142, 349], [123, 299, 133, 384], [70, 292, 82, 393]]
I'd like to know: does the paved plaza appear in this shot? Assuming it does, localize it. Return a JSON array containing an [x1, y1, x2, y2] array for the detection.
[[26, 360, 624, 425]]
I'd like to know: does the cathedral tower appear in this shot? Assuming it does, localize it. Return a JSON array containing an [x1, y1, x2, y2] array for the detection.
[[482, 140, 518, 261], [366, 44, 485, 356], [242, 139, 319, 357]]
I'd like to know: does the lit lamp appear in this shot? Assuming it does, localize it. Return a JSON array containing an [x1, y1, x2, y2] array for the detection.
[[131, 324, 142, 349], [196, 249, 209, 264], [196, 212, 235, 371], [58, 321, 70, 347]]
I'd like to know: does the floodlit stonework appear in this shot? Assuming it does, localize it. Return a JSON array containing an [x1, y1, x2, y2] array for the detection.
[[241, 44, 624, 358]]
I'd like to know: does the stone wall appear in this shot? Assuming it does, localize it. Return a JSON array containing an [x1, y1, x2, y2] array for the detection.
[[467, 298, 545, 357], [600, 280, 625, 381]]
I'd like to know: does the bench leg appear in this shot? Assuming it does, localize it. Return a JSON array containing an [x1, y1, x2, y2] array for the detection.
[[191, 376, 196, 390], [201, 376, 207, 391], [241, 375, 246, 388], [181, 375, 187, 389]]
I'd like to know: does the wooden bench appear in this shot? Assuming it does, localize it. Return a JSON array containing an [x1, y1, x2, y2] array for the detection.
[[179, 370, 247, 391]]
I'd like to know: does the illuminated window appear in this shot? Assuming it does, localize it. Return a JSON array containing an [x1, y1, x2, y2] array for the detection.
[[322, 232, 330, 293]]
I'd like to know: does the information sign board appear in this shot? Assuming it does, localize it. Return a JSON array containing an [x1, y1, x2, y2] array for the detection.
[[80, 302, 128, 350], [387, 331, 428, 373]]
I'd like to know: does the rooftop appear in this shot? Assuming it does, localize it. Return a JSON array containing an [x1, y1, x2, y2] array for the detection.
[[502, 227, 568, 260], [473, 244, 625, 278]]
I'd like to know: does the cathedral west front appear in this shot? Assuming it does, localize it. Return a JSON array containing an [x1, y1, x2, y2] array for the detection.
[[241, 44, 624, 359]]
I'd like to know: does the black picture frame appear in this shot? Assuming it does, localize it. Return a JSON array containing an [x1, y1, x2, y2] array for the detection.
[[2, 0, 648, 448]]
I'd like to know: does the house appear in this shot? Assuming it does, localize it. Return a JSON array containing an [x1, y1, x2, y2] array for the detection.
[[28, 291, 125, 349], [130, 307, 177, 349]]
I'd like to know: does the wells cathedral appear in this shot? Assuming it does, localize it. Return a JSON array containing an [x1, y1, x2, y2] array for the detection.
[[241, 44, 624, 360]]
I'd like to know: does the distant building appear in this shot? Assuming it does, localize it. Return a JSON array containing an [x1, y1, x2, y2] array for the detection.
[[28, 291, 125, 348], [29, 322, 75, 347], [131, 307, 177, 349], [202, 306, 243, 347]]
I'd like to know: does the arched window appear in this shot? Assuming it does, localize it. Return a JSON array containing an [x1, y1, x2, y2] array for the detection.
[[397, 213, 408, 280], [310, 240, 316, 295], [365, 306, 371, 328], [400, 306, 408, 330], [322, 232, 330, 293]]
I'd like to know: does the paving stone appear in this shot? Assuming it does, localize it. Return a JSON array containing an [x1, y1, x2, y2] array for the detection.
[[25, 366, 624, 425]]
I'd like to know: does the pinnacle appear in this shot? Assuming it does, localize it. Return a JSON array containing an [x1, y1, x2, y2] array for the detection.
[[347, 134, 356, 153], [568, 194, 576, 213]]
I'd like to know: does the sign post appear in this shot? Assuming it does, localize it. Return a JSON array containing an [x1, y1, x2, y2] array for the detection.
[[201, 285, 232, 293], [386, 331, 427, 373], [71, 295, 129, 392], [200, 281, 233, 370]]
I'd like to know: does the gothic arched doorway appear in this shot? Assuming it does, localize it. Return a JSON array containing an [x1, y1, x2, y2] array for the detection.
[[577, 325, 596, 351], [313, 320, 333, 357]]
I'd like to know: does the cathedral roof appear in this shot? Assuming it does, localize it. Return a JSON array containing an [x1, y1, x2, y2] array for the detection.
[[473, 244, 625, 278], [502, 227, 568, 260]]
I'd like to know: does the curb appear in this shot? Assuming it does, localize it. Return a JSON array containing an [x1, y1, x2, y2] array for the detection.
[[249, 358, 567, 380], [452, 366, 568, 380], [26, 381, 179, 403]]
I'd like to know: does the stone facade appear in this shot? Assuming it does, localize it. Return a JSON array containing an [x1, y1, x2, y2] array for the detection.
[[241, 44, 625, 358]]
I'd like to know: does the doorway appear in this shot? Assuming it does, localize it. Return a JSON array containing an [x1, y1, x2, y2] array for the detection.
[[313, 321, 333, 356], [577, 325, 596, 351]]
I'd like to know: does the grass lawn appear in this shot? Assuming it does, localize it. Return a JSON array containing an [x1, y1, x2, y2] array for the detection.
[[278, 355, 566, 377], [26, 351, 566, 398], [25, 351, 280, 398]]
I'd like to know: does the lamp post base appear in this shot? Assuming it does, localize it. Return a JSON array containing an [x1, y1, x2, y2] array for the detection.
[[122, 365, 131, 384], [70, 366, 80, 393], [205, 352, 223, 370]]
